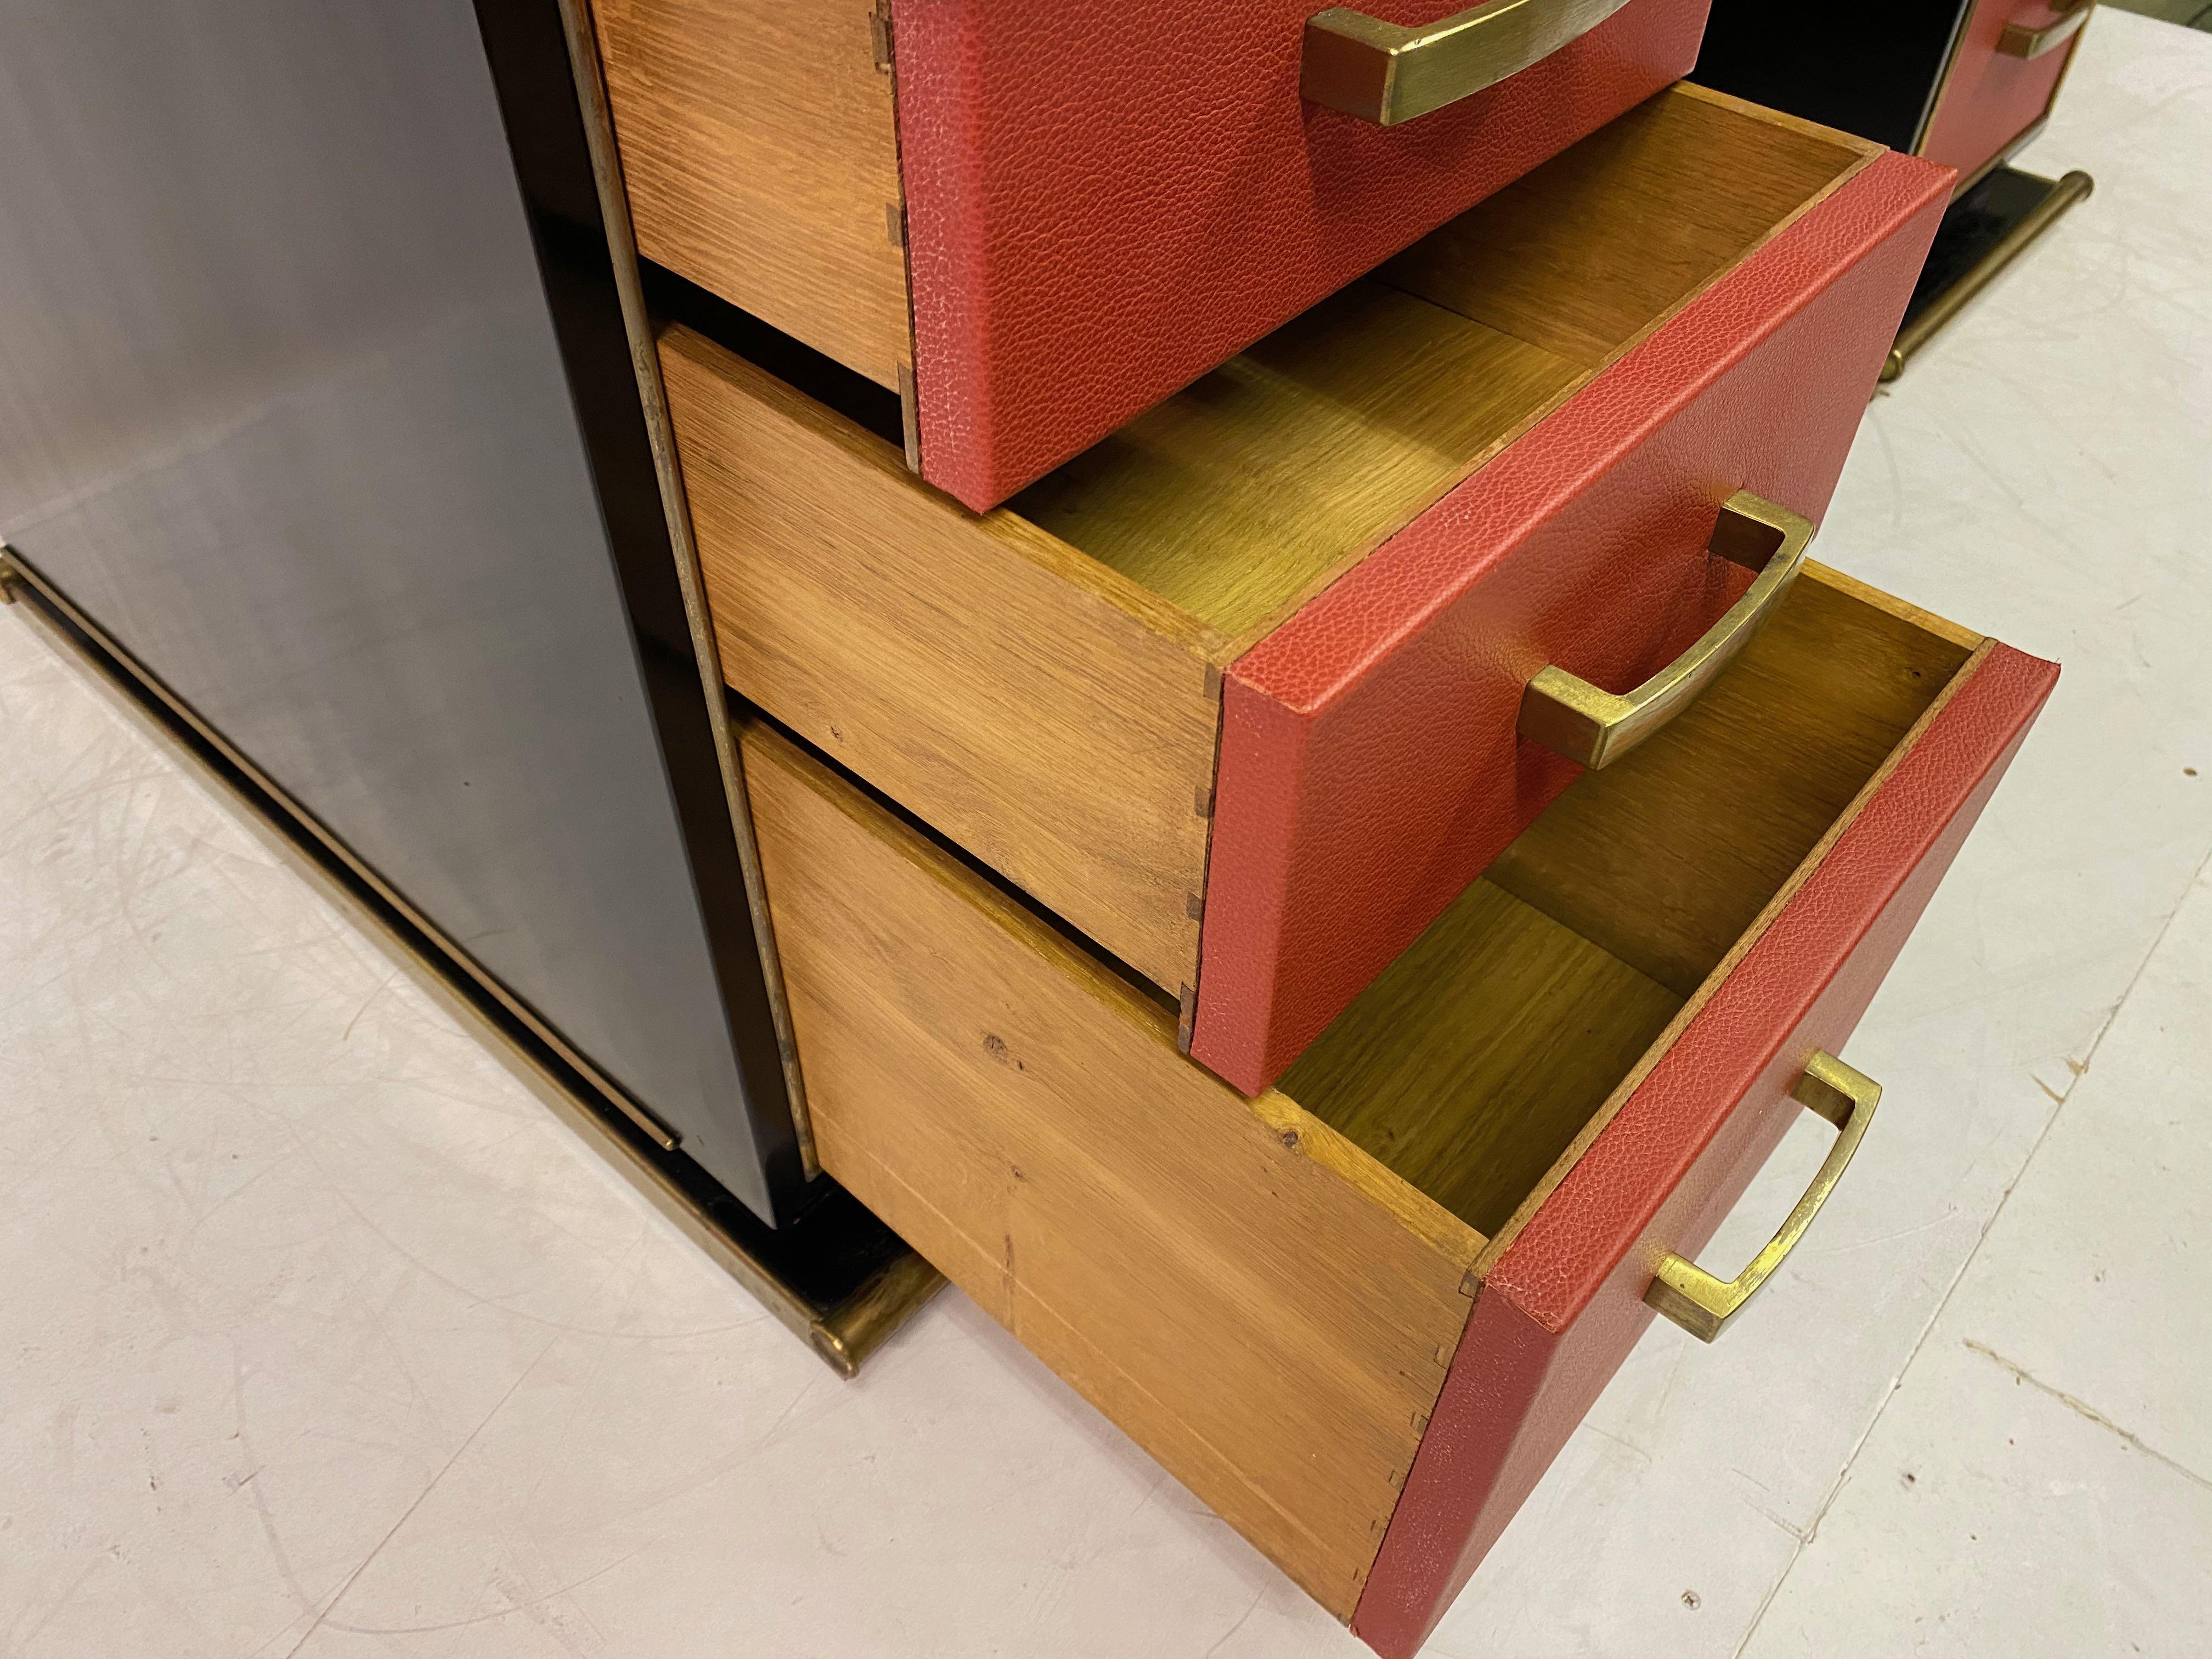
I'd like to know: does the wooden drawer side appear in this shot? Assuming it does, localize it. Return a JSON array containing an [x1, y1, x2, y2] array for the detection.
[[741, 721, 1483, 1619], [667, 327, 1224, 995], [595, 0, 911, 388]]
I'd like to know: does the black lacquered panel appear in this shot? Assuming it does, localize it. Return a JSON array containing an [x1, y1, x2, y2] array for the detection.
[[1694, 0, 1974, 154], [0, 0, 804, 1221]]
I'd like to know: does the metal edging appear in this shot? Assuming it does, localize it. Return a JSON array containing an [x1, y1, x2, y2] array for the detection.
[[548, 0, 821, 1184], [469, 0, 814, 1222], [1882, 168, 2094, 382], [873, 0, 928, 478], [1909, 0, 1978, 158], [2, 545, 945, 1378]]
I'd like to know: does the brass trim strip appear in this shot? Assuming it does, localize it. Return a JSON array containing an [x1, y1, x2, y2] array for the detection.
[[1, 548, 945, 1377], [1910, 0, 1979, 158], [555, 0, 820, 1180], [882, 0, 925, 479], [1882, 168, 2094, 382]]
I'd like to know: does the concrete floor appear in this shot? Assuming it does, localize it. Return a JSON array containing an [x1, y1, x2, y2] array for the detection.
[[4, 9, 2210, 1657]]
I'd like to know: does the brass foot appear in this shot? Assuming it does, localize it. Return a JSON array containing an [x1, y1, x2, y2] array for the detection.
[[1883, 168, 2095, 383], [2, 545, 943, 1376]]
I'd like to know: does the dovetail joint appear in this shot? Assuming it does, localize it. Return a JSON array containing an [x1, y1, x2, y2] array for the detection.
[[885, 201, 905, 248], [870, 0, 895, 71], [1184, 891, 1205, 921], [1460, 1267, 1481, 1298], [1193, 785, 1215, 819]]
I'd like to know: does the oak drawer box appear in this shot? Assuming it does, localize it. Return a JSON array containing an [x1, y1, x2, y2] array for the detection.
[[595, 0, 1713, 509], [1696, 0, 2089, 189], [664, 87, 1954, 1094], [741, 567, 2055, 1654]]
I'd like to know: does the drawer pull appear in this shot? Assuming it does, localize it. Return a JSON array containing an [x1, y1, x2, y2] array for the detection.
[[1645, 1051, 1882, 1344], [1999, 1, 2090, 60], [1517, 490, 1814, 770], [1302, 0, 1633, 126]]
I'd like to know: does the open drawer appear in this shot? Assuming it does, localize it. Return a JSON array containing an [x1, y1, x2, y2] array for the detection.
[[596, 0, 1712, 510], [664, 87, 1956, 1097], [740, 567, 2055, 1652]]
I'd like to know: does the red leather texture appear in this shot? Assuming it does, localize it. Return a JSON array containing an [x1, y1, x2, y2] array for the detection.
[[1350, 643, 2059, 1658], [893, 0, 1710, 511], [1918, 0, 2081, 179], [1189, 150, 1954, 1097]]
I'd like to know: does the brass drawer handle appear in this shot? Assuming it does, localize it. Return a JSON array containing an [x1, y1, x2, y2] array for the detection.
[[1999, 0, 2091, 60], [1516, 490, 1814, 771], [1302, 0, 1634, 126], [1645, 1051, 1882, 1343]]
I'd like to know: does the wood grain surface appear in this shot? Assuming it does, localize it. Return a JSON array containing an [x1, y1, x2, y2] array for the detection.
[[664, 325, 1224, 994], [733, 571, 1987, 1607], [1282, 881, 1683, 1236], [1283, 889, 1672, 1238], [659, 88, 1909, 1011], [1012, 285, 1578, 640], [1281, 568, 1975, 1238], [1012, 87, 1875, 648], [596, 0, 910, 387], [741, 719, 1483, 1618], [1487, 567, 1976, 995], [1474, 582, 1990, 1274], [1383, 85, 1876, 368]]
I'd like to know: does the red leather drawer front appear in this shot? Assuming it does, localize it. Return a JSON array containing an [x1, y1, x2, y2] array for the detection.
[[1920, 0, 2083, 179], [1190, 149, 1952, 1097], [894, 0, 1711, 511], [1351, 641, 2058, 1658]]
